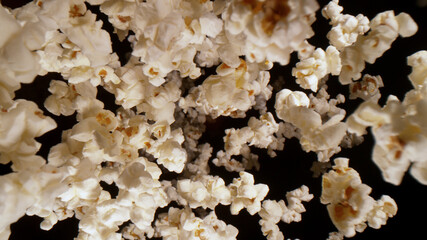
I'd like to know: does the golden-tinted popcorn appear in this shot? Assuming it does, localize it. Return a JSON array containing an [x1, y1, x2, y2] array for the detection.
[[349, 74, 384, 101], [321, 158, 397, 237]]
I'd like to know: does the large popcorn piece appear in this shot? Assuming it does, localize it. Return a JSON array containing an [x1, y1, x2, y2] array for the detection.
[[177, 175, 231, 209], [0, 100, 56, 170], [229, 171, 269, 215], [347, 51, 427, 185], [339, 10, 417, 84], [321, 158, 397, 237], [408, 50, 427, 89], [222, 0, 319, 65], [61, 1, 113, 67], [155, 207, 238, 240], [275, 89, 347, 161], [0, 6, 40, 107], [129, 0, 220, 84], [0, 168, 68, 239], [0, 101, 65, 239], [180, 59, 273, 118]]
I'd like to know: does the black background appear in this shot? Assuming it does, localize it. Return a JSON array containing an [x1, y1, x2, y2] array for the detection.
[[1, 0, 426, 239]]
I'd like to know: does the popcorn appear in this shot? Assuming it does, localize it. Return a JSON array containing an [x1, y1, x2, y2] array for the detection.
[[154, 139, 187, 173], [222, 0, 319, 65], [322, 0, 370, 50], [349, 74, 384, 102], [1, 1, 424, 239], [339, 10, 417, 84], [62, 6, 113, 67], [321, 158, 397, 237], [100, 0, 137, 31], [275, 88, 347, 161], [0, 168, 68, 237], [347, 51, 427, 185], [213, 112, 280, 171], [155, 207, 238, 240], [292, 46, 342, 91], [0, 6, 40, 107], [366, 195, 397, 229], [44, 80, 97, 116], [407, 50, 427, 89], [177, 175, 231, 209], [228, 171, 269, 215], [274, 88, 310, 123], [0, 100, 57, 170], [258, 186, 313, 240], [180, 59, 272, 119]]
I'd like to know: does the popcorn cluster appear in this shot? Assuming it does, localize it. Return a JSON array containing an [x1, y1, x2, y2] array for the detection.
[[0, 0, 424, 239]]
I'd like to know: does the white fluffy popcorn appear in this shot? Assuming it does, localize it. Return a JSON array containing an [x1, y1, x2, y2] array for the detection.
[[322, 0, 370, 50], [346, 52, 427, 185], [222, 0, 319, 65], [293, 46, 342, 91], [275, 88, 347, 161], [177, 175, 231, 209], [155, 207, 238, 240], [0, 6, 40, 107], [228, 171, 269, 215], [0, 100, 57, 171], [407, 50, 427, 89], [339, 10, 418, 84], [258, 185, 313, 240], [0, 1, 424, 239], [0, 168, 68, 237], [180, 59, 273, 118]]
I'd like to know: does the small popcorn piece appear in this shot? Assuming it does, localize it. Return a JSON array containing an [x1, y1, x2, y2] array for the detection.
[[349, 74, 384, 102], [155, 139, 187, 173], [229, 171, 269, 215], [293, 46, 342, 92], [275, 88, 310, 123], [366, 195, 397, 229]]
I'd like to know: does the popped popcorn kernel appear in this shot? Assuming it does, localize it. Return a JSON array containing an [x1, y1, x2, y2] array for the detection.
[[321, 158, 397, 237]]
